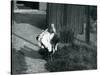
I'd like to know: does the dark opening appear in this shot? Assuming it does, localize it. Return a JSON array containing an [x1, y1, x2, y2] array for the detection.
[[17, 1, 39, 9]]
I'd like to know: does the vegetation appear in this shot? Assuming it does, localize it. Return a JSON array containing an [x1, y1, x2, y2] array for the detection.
[[59, 30, 74, 44], [38, 30, 97, 72], [44, 45, 97, 72]]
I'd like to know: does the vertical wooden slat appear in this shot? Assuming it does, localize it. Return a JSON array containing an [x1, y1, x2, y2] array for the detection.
[[46, 3, 86, 34], [64, 5, 86, 34], [85, 6, 90, 43], [46, 3, 65, 33]]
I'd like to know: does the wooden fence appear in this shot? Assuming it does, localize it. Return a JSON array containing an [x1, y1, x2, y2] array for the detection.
[[46, 3, 86, 34]]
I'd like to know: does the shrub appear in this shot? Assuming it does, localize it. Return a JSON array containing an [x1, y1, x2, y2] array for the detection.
[[59, 30, 74, 44]]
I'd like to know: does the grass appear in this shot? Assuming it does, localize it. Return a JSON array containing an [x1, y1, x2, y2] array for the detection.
[[38, 44, 97, 72]]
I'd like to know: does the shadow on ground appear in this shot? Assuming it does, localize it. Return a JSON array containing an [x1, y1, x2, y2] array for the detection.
[[19, 46, 42, 59], [12, 46, 47, 74], [12, 48, 27, 74]]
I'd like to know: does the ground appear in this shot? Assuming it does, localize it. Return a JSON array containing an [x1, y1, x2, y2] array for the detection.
[[12, 21, 48, 74]]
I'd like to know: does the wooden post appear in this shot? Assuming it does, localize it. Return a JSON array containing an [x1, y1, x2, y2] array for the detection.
[[85, 6, 90, 44], [13, 0, 18, 10]]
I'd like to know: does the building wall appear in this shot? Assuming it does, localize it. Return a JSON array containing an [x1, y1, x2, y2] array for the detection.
[[39, 2, 47, 11]]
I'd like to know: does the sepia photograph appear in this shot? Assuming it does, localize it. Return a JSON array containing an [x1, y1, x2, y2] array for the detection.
[[11, 0, 97, 74]]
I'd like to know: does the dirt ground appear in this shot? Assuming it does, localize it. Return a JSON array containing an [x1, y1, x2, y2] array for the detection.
[[12, 22, 49, 74]]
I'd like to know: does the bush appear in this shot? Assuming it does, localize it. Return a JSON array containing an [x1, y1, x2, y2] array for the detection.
[[59, 30, 74, 43]]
